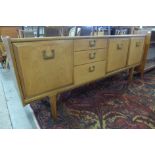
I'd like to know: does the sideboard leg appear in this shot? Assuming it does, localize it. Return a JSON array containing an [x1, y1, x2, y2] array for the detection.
[[140, 69, 144, 79], [49, 94, 57, 120], [128, 67, 134, 83]]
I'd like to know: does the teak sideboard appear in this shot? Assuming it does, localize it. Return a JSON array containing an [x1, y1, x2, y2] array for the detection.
[[3, 35, 150, 119]]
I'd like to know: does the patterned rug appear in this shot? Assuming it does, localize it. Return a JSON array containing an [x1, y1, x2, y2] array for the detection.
[[30, 69, 155, 129]]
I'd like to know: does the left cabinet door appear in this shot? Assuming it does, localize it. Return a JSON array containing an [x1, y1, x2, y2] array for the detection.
[[107, 38, 129, 72], [13, 40, 73, 98]]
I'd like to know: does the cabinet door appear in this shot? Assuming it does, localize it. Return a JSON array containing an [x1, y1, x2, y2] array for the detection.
[[127, 38, 144, 65], [13, 40, 73, 98], [107, 38, 129, 72]]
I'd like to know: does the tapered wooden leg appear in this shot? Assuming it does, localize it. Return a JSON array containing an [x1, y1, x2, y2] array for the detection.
[[128, 67, 134, 83], [140, 69, 144, 79], [5, 57, 9, 69], [49, 94, 57, 119]]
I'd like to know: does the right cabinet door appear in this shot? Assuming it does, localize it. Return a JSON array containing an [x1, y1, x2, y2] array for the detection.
[[127, 38, 144, 65], [107, 38, 129, 72]]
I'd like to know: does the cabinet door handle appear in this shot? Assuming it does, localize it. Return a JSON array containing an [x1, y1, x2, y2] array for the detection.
[[89, 52, 96, 59], [89, 40, 96, 47], [136, 42, 141, 47], [88, 65, 95, 72], [42, 49, 55, 60], [117, 44, 123, 50]]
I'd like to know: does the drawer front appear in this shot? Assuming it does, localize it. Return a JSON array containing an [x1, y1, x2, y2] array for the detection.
[[74, 61, 106, 84], [74, 49, 107, 66], [127, 38, 144, 65], [107, 38, 129, 72], [74, 39, 107, 51], [13, 40, 73, 97]]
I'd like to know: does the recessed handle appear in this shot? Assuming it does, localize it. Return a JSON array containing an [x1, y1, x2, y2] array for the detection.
[[89, 40, 96, 47], [117, 44, 123, 50], [136, 42, 141, 47], [42, 49, 55, 60], [88, 65, 95, 72], [89, 52, 96, 59]]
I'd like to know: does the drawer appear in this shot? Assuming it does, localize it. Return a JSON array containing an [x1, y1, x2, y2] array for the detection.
[[74, 49, 107, 66], [74, 39, 107, 51], [13, 40, 73, 98], [107, 38, 130, 72], [127, 37, 144, 65], [74, 61, 106, 84]]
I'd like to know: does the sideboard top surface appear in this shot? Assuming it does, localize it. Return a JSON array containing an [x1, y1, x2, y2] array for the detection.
[[9, 34, 146, 43]]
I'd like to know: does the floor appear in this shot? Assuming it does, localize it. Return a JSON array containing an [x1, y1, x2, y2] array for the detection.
[[145, 47, 155, 71], [148, 46, 155, 60], [0, 65, 39, 129]]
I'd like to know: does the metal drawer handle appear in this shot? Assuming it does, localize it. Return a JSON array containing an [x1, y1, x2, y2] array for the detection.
[[42, 49, 55, 60], [89, 52, 96, 59], [89, 40, 96, 47], [89, 65, 95, 72], [117, 44, 123, 50], [136, 42, 141, 47]]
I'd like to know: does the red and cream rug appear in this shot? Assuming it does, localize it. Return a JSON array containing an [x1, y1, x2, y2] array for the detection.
[[30, 69, 155, 129]]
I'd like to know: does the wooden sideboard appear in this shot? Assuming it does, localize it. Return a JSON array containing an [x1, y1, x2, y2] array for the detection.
[[2, 35, 149, 119], [0, 27, 20, 38], [0, 42, 6, 68]]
